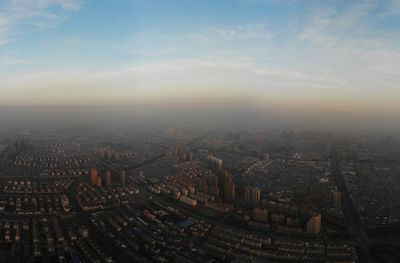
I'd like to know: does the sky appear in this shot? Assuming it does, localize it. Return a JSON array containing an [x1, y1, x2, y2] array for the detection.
[[0, 0, 400, 118]]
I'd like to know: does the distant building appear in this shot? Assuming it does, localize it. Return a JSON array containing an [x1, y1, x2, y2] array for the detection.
[[174, 191, 181, 200], [166, 145, 193, 162], [209, 185, 220, 199], [198, 179, 208, 194], [253, 208, 268, 223], [271, 213, 285, 224], [96, 176, 102, 188], [188, 185, 195, 195], [120, 169, 126, 187], [307, 213, 321, 235], [207, 155, 223, 172], [286, 217, 302, 227], [224, 180, 235, 203], [332, 191, 341, 209], [207, 174, 218, 187], [165, 127, 176, 136], [90, 167, 98, 185], [218, 171, 230, 196], [104, 170, 112, 188], [245, 187, 261, 208], [79, 227, 89, 238], [262, 153, 270, 161], [180, 196, 197, 207], [106, 149, 113, 159]]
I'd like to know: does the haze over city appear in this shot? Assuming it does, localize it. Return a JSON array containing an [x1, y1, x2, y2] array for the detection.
[[1, 1, 400, 263]]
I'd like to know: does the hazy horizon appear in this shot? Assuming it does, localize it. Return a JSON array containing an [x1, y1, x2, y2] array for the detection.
[[0, 104, 399, 137], [1, 0, 400, 134]]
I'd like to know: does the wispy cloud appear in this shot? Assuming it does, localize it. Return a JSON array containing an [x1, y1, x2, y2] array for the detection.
[[192, 24, 272, 45], [2, 54, 396, 107], [298, 0, 400, 45], [237, 0, 298, 5], [122, 23, 273, 61], [0, 57, 29, 65], [0, 0, 399, 111], [291, 0, 400, 94], [0, 0, 82, 45]]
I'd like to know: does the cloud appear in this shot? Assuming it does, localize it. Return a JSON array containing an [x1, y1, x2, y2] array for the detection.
[[379, 0, 400, 17], [120, 57, 344, 92], [297, 0, 400, 46], [237, 0, 298, 5], [192, 24, 272, 45], [281, 1, 399, 97], [0, 39, 11, 46], [0, 0, 399, 112], [0, 57, 29, 65], [0, 0, 81, 45], [123, 23, 273, 59], [2, 54, 398, 109]]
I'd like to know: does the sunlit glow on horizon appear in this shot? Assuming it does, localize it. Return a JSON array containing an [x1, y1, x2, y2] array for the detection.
[[0, 0, 399, 115]]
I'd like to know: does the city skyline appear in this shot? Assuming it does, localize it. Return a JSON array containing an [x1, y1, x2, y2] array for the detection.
[[1, 2, 400, 262]]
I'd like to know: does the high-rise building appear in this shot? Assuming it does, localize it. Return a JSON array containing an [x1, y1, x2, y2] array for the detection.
[[219, 172, 226, 196], [306, 213, 321, 235], [332, 191, 341, 209], [188, 185, 195, 195], [79, 227, 89, 238], [207, 174, 218, 187], [106, 149, 113, 159], [90, 167, 98, 185], [224, 180, 235, 203], [271, 213, 285, 224], [120, 169, 126, 187], [165, 127, 176, 136], [262, 153, 270, 161], [207, 155, 223, 172], [245, 187, 251, 206], [104, 170, 112, 188], [245, 187, 261, 208], [199, 179, 208, 194], [252, 208, 268, 223], [209, 185, 220, 199], [218, 171, 227, 193], [96, 176, 102, 188], [286, 217, 302, 227]]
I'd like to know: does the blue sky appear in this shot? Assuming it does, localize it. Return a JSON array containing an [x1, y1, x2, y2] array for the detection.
[[0, 0, 400, 112]]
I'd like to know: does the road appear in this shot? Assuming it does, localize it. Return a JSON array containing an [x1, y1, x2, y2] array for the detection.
[[331, 144, 372, 263], [124, 130, 216, 172]]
